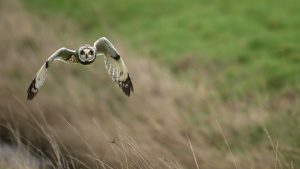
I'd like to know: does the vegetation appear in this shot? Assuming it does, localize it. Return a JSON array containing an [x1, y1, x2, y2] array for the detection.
[[26, 0, 300, 97], [0, 0, 299, 168]]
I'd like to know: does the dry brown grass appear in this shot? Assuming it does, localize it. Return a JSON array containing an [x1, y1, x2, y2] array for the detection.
[[0, 0, 296, 169]]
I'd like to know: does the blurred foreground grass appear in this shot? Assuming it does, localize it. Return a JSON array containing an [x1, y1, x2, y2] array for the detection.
[[26, 0, 300, 98]]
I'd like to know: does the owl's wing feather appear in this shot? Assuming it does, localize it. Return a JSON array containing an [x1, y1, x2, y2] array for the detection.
[[94, 37, 133, 96], [27, 47, 77, 100]]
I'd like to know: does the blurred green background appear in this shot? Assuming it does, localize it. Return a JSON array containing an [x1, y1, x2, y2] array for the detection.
[[26, 0, 300, 98]]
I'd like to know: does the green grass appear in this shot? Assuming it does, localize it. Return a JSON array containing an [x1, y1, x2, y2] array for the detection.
[[6, 0, 299, 167], [25, 0, 300, 99]]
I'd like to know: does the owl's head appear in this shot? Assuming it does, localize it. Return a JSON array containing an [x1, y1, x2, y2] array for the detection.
[[78, 45, 96, 64]]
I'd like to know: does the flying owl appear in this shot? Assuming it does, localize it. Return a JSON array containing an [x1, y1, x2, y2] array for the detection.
[[27, 37, 133, 100]]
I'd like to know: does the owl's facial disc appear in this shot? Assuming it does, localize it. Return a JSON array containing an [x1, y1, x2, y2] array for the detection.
[[78, 45, 96, 63]]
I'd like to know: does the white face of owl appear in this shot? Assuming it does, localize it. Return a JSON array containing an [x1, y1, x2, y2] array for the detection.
[[78, 45, 96, 63]]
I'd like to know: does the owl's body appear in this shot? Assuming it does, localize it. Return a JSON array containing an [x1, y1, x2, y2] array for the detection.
[[27, 37, 133, 100], [57, 44, 96, 65]]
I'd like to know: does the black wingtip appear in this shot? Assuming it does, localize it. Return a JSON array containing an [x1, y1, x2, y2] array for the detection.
[[27, 78, 38, 100], [113, 54, 120, 60], [120, 75, 134, 97]]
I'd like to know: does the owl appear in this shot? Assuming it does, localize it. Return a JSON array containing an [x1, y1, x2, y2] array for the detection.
[[27, 37, 133, 100]]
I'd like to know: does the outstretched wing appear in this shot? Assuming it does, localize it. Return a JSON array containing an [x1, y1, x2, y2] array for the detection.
[[94, 37, 133, 96], [27, 48, 77, 100]]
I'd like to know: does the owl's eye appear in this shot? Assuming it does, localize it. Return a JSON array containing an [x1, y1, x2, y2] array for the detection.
[[89, 51, 93, 55], [80, 50, 85, 55]]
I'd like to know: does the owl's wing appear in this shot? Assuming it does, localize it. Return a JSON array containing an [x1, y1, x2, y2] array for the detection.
[[27, 47, 77, 100], [94, 37, 133, 96]]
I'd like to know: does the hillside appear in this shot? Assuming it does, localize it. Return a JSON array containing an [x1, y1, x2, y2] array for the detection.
[[0, 0, 299, 169], [26, 0, 300, 98]]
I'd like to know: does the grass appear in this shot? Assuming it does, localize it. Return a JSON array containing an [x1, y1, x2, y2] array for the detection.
[[1, 0, 300, 168], [25, 0, 300, 98]]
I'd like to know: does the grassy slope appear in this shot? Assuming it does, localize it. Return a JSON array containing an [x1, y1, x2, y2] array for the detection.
[[1, 0, 299, 168], [25, 0, 300, 98]]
